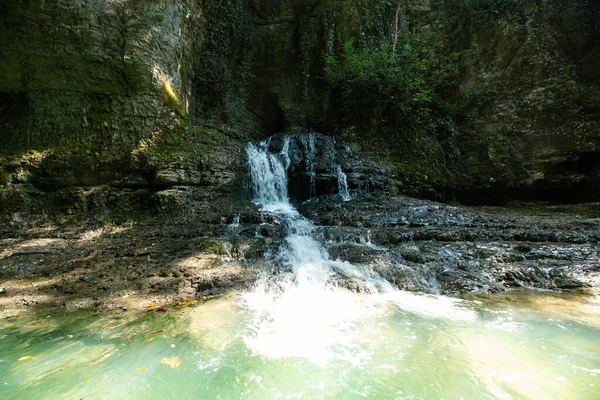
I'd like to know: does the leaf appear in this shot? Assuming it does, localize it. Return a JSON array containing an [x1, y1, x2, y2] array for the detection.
[[66, 335, 74, 339], [85, 376, 90, 381], [4, 323, 14, 327], [33, 322, 41, 326], [18, 356, 34, 361], [160, 356, 182, 369], [60, 365, 66, 372], [145, 338, 154, 343], [144, 304, 157, 309], [152, 329, 167, 335], [139, 367, 147, 371]]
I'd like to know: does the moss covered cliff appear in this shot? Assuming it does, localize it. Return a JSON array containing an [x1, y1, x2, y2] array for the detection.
[[0, 0, 599, 223]]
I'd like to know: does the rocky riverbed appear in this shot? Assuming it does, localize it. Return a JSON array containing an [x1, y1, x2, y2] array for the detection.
[[1, 192, 598, 311], [1, 133, 599, 311]]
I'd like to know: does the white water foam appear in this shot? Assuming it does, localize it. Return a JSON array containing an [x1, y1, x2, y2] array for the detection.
[[335, 164, 352, 201], [243, 135, 476, 366]]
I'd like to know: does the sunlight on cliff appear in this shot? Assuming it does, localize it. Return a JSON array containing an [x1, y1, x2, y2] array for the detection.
[[161, 78, 184, 117]]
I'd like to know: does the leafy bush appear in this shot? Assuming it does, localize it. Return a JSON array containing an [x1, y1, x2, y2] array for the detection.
[[445, 0, 522, 17], [325, 31, 462, 120]]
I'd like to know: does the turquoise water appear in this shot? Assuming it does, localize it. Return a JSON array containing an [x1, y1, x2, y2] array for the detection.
[[1, 290, 599, 399]]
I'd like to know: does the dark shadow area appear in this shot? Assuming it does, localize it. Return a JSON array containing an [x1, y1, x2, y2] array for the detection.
[[452, 184, 600, 206], [0, 93, 29, 153], [452, 152, 600, 206], [257, 93, 286, 137]]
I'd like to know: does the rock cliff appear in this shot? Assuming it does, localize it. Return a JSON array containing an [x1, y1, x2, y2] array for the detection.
[[0, 0, 599, 224]]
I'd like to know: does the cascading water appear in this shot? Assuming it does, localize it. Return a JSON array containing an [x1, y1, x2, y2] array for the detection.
[[245, 137, 291, 213], [335, 164, 352, 201], [225, 214, 240, 236], [243, 134, 475, 366], [302, 133, 317, 199]]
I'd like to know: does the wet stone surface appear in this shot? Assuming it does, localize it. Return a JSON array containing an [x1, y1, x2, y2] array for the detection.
[[1, 194, 599, 310], [301, 196, 600, 294], [2, 130, 600, 309]]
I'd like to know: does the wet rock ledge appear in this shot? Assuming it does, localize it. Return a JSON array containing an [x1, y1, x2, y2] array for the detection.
[[300, 197, 600, 294], [1, 132, 599, 310]]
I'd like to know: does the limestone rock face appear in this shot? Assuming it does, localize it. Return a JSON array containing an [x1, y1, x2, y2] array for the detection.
[[0, 0, 196, 151], [186, 0, 600, 203], [432, 0, 600, 202], [1, 0, 599, 211]]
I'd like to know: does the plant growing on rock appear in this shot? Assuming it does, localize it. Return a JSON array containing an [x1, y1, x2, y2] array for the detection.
[[325, 31, 463, 120]]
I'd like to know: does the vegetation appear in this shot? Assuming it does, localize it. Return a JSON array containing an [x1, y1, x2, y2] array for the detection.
[[444, 0, 523, 17], [325, 32, 463, 120]]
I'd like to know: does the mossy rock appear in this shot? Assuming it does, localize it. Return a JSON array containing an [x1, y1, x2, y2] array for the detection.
[[195, 239, 228, 256]]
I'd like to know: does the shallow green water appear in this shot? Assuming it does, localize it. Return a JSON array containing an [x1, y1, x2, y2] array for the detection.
[[1, 290, 599, 400]]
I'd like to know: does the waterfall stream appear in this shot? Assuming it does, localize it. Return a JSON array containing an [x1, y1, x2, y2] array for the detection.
[[243, 135, 475, 365], [335, 164, 351, 201]]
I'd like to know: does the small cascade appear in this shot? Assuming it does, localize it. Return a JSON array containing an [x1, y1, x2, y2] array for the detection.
[[335, 164, 352, 201], [243, 133, 475, 365], [359, 229, 381, 250], [225, 215, 240, 235], [301, 133, 317, 198], [246, 138, 291, 212], [245, 136, 380, 290]]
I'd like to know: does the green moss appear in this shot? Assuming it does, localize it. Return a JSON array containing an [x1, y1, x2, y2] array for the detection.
[[132, 122, 242, 172], [195, 239, 227, 255], [0, 165, 8, 186], [161, 79, 185, 118]]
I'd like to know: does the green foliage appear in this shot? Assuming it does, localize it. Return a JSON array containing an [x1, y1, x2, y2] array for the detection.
[[447, 0, 522, 15], [0, 166, 8, 187], [196, 239, 227, 255], [325, 31, 462, 120]]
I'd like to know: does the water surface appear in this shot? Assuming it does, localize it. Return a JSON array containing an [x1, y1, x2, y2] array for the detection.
[[1, 290, 599, 399]]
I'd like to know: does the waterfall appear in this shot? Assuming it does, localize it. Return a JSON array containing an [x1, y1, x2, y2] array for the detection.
[[243, 134, 476, 366], [301, 133, 317, 199], [225, 214, 240, 235], [335, 164, 352, 201], [245, 136, 375, 287], [246, 138, 291, 212]]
